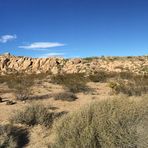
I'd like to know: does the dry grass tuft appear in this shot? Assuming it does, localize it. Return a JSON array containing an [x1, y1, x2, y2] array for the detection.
[[10, 104, 54, 127], [0, 124, 29, 148], [53, 92, 78, 101], [52, 97, 148, 148]]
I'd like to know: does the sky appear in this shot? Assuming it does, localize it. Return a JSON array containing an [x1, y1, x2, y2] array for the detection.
[[0, 0, 148, 58]]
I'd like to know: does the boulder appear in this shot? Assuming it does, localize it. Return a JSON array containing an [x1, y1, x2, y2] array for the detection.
[[72, 58, 82, 64], [22, 59, 32, 69]]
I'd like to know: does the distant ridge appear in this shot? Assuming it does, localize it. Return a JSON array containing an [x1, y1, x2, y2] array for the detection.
[[0, 53, 147, 75]]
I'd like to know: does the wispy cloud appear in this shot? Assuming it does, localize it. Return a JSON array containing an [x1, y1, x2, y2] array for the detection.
[[19, 42, 65, 49], [0, 34, 17, 43], [39, 52, 65, 58]]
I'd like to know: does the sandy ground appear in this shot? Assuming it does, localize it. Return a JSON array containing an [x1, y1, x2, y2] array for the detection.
[[0, 81, 112, 122]]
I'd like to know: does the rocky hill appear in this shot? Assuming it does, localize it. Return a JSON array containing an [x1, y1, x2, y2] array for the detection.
[[0, 53, 147, 75]]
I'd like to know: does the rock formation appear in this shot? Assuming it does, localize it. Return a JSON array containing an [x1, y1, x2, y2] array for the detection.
[[0, 53, 147, 75]]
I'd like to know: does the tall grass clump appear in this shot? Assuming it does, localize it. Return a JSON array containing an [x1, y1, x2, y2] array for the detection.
[[0, 125, 17, 148], [10, 104, 54, 127], [52, 97, 148, 148], [0, 124, 29, 148]]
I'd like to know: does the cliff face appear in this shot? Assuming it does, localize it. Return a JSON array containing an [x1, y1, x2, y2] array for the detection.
[[0, 53, 147, 75]]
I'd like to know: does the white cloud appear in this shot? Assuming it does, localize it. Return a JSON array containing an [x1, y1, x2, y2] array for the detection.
[[0, 34, 17, 43], [25, 48, 49, 51], [19, 42, 65, 49], [39, 52, 65, 58]]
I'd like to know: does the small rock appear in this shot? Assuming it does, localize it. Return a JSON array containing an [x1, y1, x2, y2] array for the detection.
[[6, 100, 16, 105], [22, 100, 26, 104]]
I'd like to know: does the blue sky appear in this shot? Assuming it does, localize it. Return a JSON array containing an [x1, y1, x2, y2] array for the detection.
[[0, 0, 148, 58]]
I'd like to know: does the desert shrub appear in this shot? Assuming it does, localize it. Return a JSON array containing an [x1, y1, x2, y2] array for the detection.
[[68, 83, 90, 93], [0, 124, 29, 148], [8, 74, 34, 101], [109, 81, 132, 95], [52, 97, 148, 148], [10, 104, 54, 127], [0, 74, 33, 101], [88, 71, 108, 82], [53, 92, 78, 101], [51, 73, 90, 93], [109, 75, 148, 96], [51, 73, 86, 85], [117, 71, 135, 80], [0, 73, 48, 101], [88, 71, 134, 83]]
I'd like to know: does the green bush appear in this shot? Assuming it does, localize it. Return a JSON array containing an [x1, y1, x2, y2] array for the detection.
[[10, 104, 54, 127], [52, 98, 148, 148]]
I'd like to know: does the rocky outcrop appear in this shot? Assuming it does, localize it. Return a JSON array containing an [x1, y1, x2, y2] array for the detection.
[[0, 53, 147, 75]]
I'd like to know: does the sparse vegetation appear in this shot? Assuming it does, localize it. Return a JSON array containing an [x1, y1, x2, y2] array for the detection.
[[53, 92, 78, 101], [117, 71, 135, 80], [10, 104, 54, 127], [9, 74, 34, 101], [0, 73, 48, 101], [88, 71, 108, 82], [52, 97, 148, 148], [68, 83, 90, 93], [51, 73, 90, 93], [51, 73, 86, 85], [83, 57, 98, 62], [109, 74, 148, 96]]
